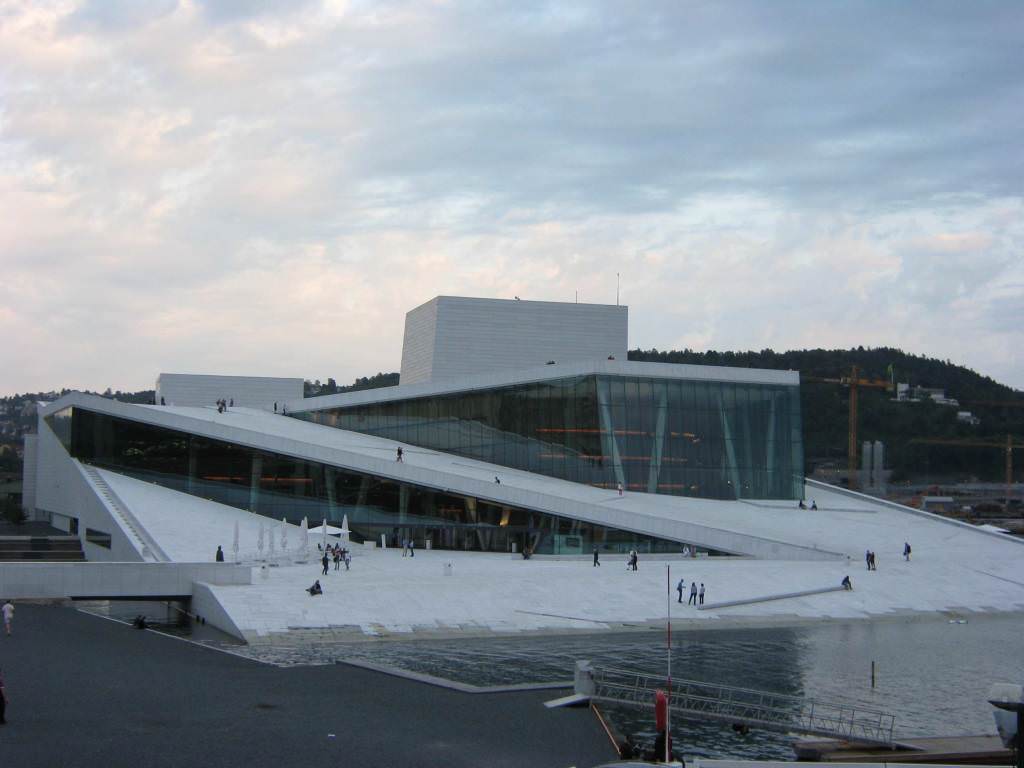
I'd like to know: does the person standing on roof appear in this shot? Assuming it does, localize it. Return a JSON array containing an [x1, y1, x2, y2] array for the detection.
[[688, 581, 698, 605], [396, 446, 403, 462], [593, 546, 601, 567], [903, 542, 911, 561], [677, 578, 685, 603]]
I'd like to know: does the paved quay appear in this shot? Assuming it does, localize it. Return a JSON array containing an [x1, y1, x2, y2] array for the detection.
[[0, 604, 615, 768]]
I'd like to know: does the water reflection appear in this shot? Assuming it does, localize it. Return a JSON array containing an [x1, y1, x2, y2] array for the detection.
[[220, 615, 1023, 759]]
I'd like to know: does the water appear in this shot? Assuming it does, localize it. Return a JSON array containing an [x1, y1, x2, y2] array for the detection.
[[214, 614, 1024, 760]]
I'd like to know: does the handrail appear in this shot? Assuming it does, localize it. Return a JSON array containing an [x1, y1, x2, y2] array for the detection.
[[590, 665, 896, 746]]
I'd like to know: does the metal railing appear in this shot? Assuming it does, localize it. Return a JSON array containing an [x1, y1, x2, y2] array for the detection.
[[591, 666, 896, 746]]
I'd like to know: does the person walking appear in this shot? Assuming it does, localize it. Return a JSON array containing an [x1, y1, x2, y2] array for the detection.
[[2, 600, 13, 636], [408, 539, 414, 557], [699, 583, 705, 606], [865, 550, 871, 571], [215, 545, 224, 562], [617, 482, 624, 496], [631, 550, 639, 572], [870, 551, 877, 570], [333, 549, 341, 570], [396, 446, 403, 462], [402, 538, 408, 557], [677, 578, 685, 603], [903, 542, 911, 561], [688, 581, 698, 605], [593, 546, 601, 567], [321, 552, 329, 575]]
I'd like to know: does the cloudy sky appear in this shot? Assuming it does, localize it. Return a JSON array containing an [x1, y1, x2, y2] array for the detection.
[[2, 0, 1022, 395]]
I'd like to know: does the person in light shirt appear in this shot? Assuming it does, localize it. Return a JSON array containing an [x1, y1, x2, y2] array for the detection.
[[1, 600, 13, 636]]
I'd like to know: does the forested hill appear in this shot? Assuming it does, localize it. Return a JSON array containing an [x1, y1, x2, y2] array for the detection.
[[629, 347, 1024, 481]]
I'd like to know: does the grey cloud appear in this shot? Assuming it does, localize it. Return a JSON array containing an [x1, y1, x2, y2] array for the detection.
[[1, 0, 1022, 392]]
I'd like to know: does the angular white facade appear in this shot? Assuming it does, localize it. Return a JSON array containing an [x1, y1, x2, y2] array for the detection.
[[399, 296, 628, 385], [155, 373, 303, 409]]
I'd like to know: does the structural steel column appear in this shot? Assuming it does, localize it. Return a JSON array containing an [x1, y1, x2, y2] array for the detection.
[[716, 392, 741, 499], [647, 382, 668, 493], [596, 378, 626, 490], [187, 438, 197, 495], [248, 454, 263, 513], [325, 467, 338, 521]]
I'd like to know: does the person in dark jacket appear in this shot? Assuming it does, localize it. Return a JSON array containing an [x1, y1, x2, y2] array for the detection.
[[215, 545, 224, 562]]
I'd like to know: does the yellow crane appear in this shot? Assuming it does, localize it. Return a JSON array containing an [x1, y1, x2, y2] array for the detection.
[[804, 366, 893, 490]]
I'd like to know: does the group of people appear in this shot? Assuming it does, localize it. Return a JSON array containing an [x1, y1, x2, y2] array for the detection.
[[215, 398, 233, 413], [320, 543, 351, 574], [676, 578, 706, 605], [865, 549, 878, 570], [797, 499, 818, 510], [401, 538, 416, 557], [626, 550, 639, 571]]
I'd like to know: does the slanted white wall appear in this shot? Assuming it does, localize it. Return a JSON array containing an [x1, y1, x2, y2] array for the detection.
[[21, 433, 37, 515], [34, 418, 143, 562], [400, 296, 628, 385], [399, 299, 439, 387], [156, 374, 303, 409]]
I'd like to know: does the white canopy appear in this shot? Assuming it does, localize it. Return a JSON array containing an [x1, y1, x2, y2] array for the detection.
[[308, 523, 345, 536]]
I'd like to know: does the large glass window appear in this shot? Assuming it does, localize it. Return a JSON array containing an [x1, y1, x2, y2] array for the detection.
[[53, 408, 686, 554], [294, 374, 804, 500]]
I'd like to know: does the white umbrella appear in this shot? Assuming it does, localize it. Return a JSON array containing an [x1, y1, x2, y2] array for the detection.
[[321, 517, 328, 550], [300, 517, 309, 551], [340, 514, 350, 545], [232, 520, 240, 563], [308, 523, 344, 535], [257, 521, 265, 558], [280, 517, 288, 552], [268, 522, 276, 559]]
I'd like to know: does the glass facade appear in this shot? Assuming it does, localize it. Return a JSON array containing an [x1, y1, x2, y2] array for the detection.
[[47, 407, 685, 555], [297, 374, 803, 500]]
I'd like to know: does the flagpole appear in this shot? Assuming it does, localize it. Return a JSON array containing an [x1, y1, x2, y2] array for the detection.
[[666, 563, 672, 763]]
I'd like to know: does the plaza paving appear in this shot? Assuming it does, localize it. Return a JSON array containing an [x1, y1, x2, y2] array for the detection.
[[100, 468, 1024, 641]]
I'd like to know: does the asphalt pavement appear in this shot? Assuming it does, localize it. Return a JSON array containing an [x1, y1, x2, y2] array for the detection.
[[0, 603, 615, 767]]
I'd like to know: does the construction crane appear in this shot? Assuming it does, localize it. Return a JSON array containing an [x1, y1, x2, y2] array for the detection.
[[908, 434, 1022, 512], [804, 366, 893, 490]]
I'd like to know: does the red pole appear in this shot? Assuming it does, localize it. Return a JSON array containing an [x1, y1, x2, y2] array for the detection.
[[666, 563, 672, 763]]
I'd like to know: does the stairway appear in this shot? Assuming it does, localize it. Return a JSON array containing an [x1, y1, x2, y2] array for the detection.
[[0, 536, 85, 561], [80, 464, 168, 562]]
